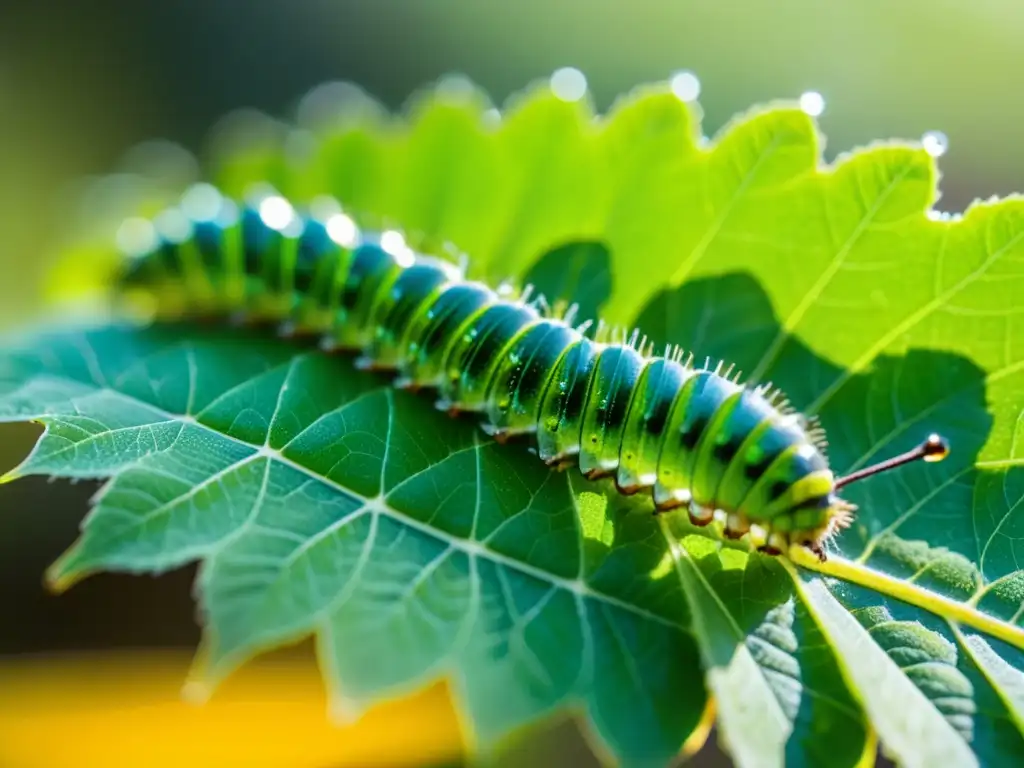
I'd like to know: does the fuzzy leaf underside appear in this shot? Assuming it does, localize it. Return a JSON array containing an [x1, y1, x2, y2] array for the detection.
[[5, 79, 1024, 767]]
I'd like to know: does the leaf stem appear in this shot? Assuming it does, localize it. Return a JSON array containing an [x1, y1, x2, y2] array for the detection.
[[788, 548, 1024, 650]]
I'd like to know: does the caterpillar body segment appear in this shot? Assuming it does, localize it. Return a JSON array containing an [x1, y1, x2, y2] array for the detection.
[[114, 186, 950, 563]]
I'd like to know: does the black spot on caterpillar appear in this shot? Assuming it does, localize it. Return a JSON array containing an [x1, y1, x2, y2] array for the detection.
[[113, 185, 951, 562]]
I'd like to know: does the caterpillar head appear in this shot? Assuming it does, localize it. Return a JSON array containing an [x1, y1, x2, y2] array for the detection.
[[790, 495, 857, 562], [798, 434, 951, 562]]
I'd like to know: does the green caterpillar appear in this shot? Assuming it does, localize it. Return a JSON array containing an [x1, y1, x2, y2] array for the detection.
[[113, 183, 950, 562]]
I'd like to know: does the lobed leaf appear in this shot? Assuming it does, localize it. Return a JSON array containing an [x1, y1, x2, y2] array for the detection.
[[3, 78, 1024, 766]]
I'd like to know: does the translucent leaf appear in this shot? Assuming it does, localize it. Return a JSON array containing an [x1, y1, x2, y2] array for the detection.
[[3, 79, 1024, 767]]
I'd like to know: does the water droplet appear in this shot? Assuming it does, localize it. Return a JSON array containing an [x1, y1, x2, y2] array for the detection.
[[381, 229, 405, 255], [799, 91, 826, 117], [296, 81, 380, 131], [215, 199, 239, 228], [326, 213, 359, 248], [115, 217, 158, 257], [381, 230, 415, 267], [669, 70, 701, 102], [258, 195, 295, 231], [153, 208, 192, 243], [922, 130, 948, 157], [180, 182, 223, 223], [483, 108, 502, 127], [436, 73, 476, 101], [550, 67, 587, 102], [926, 209, 954, 223]]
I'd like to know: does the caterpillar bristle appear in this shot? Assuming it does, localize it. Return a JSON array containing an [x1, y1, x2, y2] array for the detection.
[[831, 501, 857, 530], [112, 189, 951, 566], [760, 384, 786, 408], [811, 434, 830, 455], [528, 294, 551, 316]]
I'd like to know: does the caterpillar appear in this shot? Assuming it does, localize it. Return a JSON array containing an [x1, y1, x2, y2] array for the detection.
[[112, 183, 950, 562]]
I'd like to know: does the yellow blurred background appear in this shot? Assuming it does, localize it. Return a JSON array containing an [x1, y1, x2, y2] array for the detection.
[[1, 1, 1021, 765]]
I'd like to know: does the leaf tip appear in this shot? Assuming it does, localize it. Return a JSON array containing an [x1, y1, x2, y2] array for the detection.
[[43, 544, 90, 594], [180, 679, 213, 706], [680, 698, 716, 758], [328, 691, 366, 726]]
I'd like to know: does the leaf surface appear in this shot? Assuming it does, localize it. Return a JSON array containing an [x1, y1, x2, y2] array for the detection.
[[4, 79, 1024, 767]]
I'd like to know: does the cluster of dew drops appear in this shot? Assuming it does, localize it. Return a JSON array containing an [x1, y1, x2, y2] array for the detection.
[[344, 65, 955, 223], [543, 66, 953, 223], [105, 66, 957, 256]]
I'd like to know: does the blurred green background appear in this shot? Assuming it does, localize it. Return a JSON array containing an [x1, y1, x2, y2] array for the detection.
[[0, 1, 1021, 765]]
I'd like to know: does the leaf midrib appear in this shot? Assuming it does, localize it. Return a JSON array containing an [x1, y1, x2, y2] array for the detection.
[[790, 548, 1024, 650]]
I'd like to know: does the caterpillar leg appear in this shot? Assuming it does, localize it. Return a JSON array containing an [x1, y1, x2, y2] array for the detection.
[[480, 423, 535, 445], [544, 454, 577, 472], [722, 512, 750, 540], [652, 500, 682, 516], [435, 398, 462, 418], [803, 540, 828, 563], [652, 487, 691, 516], [687, 502, 714, 527], [355, 355, 399, 373], [757, 532, 789, 557], [614, 480, 643, 496], [479, 422, 508, 443], [392, 376, 420, 392]]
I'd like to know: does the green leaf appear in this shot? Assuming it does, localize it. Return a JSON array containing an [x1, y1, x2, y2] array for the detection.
[[522, 240, 613, 323], [1, 325, 705, 766], [3, 78, 1024, 767]]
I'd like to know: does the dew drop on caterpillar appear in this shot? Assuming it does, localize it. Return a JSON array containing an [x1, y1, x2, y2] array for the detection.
[[112, 184, 952, 562]]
